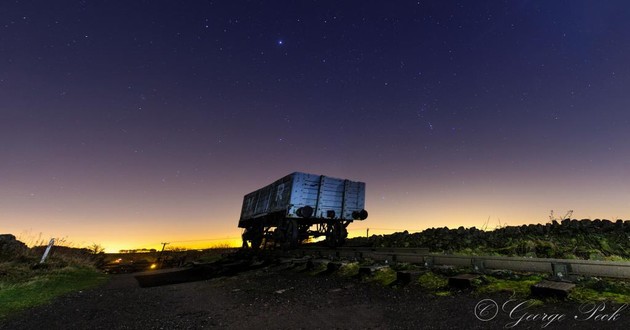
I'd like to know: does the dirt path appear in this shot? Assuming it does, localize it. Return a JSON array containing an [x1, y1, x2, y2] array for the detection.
[[2, 264, 628, 329]]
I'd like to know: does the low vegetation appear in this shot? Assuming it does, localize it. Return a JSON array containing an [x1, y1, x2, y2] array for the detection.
[[570, 277, 630, 304], [369, 267, 397, 285], [416, 271, 451, 296], [0, 234, 108, 319], [476, 274, 544, 297], [0, 265, 108, 318], [337, 262, 359, 277]]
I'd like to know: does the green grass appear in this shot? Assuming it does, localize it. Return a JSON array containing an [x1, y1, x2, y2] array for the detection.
[[569, 278, 630, 304], [477, 275, 544, 297], [370, 267, 397, 285], [0, 265, 108, 319], [415, 272, 451, 296], [417, 272, 448, 290], [337, 262, 359, 277], [570, 287, 630, 304]]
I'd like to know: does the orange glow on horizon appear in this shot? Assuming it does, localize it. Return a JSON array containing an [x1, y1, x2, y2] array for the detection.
[[98, 238, 243, 254]]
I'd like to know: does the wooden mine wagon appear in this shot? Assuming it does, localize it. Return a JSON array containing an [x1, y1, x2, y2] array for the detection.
[[239, 172, 368, 248]]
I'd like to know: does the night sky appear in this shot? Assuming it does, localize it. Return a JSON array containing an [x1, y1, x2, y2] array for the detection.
[[2, 1, 630, 252]]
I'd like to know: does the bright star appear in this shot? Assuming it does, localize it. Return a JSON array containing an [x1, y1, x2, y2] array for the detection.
[[277, 40, 284, 45]]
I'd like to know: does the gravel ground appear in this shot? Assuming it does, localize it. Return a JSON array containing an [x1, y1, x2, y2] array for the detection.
[[2, 263, 629, 329]]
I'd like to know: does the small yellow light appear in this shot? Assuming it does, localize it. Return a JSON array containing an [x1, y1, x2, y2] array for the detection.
[[150, 264, 157, 269]]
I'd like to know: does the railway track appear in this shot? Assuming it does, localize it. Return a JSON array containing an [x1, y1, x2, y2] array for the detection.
[[277, 246, 630, 280], [135, 246, 630, 288]]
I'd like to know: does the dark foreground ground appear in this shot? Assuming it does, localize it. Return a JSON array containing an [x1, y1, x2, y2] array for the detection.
[[2, 263, 628, 330]]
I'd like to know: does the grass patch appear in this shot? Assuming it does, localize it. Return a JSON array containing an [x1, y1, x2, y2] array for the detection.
[[370, 267, 397, 285], [337, 262, 359, 277], [0, 262, 34, 284], [477, 275, 543, 297], [570, 287, 630, 304], [417, 272, 448, 290], [415, 272, 451, 297], [570, 277, 630, 304], [0, 265, 108, 319]]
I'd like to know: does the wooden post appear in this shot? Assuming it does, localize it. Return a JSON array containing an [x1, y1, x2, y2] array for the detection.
[[157, 242, 169, 268], [40, 238, 55, 264]]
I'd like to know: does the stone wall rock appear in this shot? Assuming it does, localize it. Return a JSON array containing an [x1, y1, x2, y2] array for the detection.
[[0, 234, 28, 261], [359, 219, 630, 259]]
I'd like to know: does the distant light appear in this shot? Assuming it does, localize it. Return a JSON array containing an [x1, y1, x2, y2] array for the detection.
[[277, 40, 284, 45]]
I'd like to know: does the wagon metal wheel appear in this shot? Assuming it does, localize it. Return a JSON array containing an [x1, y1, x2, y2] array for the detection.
[[251, 232, 263, 250], [244, 226, 263, 249], [285, 219, 299, 248], [326, 221, 347, 247]]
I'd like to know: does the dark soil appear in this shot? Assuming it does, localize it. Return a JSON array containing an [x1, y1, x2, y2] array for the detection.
[[2, 263, 628, 329]]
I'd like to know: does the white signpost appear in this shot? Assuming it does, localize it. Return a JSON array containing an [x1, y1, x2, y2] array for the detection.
[[40, 238, 55, 264]]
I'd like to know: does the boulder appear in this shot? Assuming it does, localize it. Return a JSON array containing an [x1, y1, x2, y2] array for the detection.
[[0, 234, 28, 261]]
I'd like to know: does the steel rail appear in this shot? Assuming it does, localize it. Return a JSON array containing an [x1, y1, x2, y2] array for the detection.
[[283, 246, 630, 279]]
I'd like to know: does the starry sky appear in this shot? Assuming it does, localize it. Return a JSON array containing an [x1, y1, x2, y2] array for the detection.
[[2, 1, 630, 252]]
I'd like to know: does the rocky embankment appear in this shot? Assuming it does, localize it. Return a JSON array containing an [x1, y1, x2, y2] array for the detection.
[[351, 219, 630, 260]]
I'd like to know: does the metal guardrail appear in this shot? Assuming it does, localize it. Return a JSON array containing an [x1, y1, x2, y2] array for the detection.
[[291, 246, 630, 279]]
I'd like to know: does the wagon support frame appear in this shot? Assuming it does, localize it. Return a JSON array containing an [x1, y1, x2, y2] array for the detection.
[[241, 217, 352, 249]]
